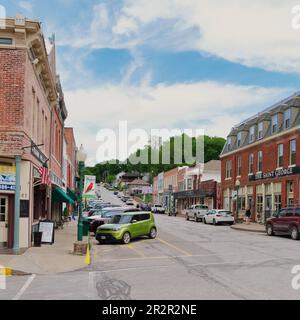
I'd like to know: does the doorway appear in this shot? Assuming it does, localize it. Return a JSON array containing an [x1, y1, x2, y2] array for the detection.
[[0, 196, 8, 245]]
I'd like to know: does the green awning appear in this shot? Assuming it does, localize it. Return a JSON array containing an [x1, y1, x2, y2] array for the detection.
[[67, 188, 78, 201], [52, 187, 75, 205]]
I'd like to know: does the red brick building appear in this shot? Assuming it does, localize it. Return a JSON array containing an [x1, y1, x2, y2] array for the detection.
[[220, 92, 300, 223], [0, 17, 75, 249]]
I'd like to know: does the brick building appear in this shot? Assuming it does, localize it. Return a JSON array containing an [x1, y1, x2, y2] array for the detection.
[[152, 160, 221, 214], [0, 17, 76, 249], [220, 92, 300, 223]]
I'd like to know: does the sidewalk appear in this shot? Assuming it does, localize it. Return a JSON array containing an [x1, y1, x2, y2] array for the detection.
[[231, 223, 265, 233], [0, 220, 88, 275]]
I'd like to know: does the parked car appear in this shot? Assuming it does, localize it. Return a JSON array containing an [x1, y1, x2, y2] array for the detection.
[[151, 204, 165, 214], [126, 199, 134, 206], [90, 207, 140, 233], [96, 212, 157, 244], [203, 210, 234, 225], [186, 204, 209, 222], [266, 206, 300, 240]]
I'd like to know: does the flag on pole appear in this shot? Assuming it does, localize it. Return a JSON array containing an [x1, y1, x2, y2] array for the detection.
[[38, 163, 50, 185]]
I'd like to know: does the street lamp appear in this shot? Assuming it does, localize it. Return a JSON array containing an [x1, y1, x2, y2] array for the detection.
[[77, 144, 87, 241], [235, 178, 241, 224]]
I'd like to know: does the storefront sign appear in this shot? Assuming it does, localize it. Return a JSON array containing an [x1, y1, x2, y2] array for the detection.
[[249, 166, 300, 181], [0, 164, 16, 191], [50, 172, 63, 187], [31, 141, 47, 164]]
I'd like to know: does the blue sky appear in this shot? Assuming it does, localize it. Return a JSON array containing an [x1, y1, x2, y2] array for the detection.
[[2, 0, 300, 164]]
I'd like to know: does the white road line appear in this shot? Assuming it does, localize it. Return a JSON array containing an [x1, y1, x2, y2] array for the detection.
[[88, 272, 95, 300], [12, 274, 36, 300]]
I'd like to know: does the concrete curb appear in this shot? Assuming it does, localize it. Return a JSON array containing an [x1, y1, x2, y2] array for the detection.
[[230, 225, 266, 233]]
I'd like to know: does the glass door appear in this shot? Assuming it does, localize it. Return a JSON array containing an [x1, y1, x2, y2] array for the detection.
[[0, 197, 8, 244]]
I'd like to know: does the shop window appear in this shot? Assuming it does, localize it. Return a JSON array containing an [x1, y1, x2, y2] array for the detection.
[[296, 208, 300, 217], [290, 140, 296, 166], [237, 196, 246, 211], [277, 144, 283, 167], [274, 194, 282, 212], [256, 195, 263, 214]]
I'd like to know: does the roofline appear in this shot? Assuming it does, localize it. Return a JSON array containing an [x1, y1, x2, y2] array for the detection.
[[233, 91, 300, 129]]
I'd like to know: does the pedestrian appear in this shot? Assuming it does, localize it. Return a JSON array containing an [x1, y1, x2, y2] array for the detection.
[[245, 206, 251, 225]]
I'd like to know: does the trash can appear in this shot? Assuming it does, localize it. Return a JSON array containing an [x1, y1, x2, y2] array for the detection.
[[33, 232, 43, 247], [83, 217, 89, 236]]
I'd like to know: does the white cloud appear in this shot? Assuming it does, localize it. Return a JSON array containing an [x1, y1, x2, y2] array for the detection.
[[65, 80, 289, 165], [63, 0, 300, 74], [18, 1, 33, 12]]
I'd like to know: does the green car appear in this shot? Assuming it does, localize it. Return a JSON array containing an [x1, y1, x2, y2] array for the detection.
[[96, 212, 157, 244]]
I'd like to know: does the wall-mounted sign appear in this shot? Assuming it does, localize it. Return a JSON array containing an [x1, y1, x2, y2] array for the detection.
[[50, 172, 63, 187], [249, 166, 300, 182], [0, 164, 16, 191], [31, 141, 47, 164]]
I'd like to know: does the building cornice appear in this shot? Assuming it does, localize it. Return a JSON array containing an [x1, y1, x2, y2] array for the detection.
[[220, 124, 300, 158]]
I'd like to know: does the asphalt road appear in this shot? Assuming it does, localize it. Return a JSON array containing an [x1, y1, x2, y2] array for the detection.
[[1, 186, 300, 300]]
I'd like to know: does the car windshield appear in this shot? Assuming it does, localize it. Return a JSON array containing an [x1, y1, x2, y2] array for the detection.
[[111, 215, 133, 224]]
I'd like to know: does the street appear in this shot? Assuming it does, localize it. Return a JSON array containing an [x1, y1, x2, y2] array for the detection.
[[0, 187, 300, 300]]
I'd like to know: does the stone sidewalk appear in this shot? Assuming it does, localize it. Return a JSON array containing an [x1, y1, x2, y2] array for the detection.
[[0, 220, 88, 275], [231, 223, 265, 233]]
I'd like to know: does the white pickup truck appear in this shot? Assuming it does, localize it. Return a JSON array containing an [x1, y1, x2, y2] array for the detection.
[[186, 204, 209, 222], [151, 204, 165, 214]]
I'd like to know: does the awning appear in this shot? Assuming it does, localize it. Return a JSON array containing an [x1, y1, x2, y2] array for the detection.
[[67, 188, 78, 201], [52, 187, 75, 205]]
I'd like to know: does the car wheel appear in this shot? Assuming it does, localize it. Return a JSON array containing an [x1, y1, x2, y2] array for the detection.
[[186, 214, 189, 221], [213, 219, 217, 226], [149, 227, 157, 239], [194, 215, 199, 222], [266, 223, 274, 236], [122, 232, 131, 244], [291, 226, 299, 240]]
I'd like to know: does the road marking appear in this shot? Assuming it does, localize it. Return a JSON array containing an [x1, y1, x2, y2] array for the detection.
[[126, 244, 146, 257], [12, 274, 36, 300], [157, 237, 192, 256]]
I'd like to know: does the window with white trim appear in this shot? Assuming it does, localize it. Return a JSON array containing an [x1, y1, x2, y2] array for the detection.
[[257, 151, 262, 172], [249, 153, 254, 174], [249, 126, 255, 143], [237, 132, 242, 147], [226, 160, 232, 178], [272, 114, 278, 134], [290, 139, 296, 166], [284, 108, 291, 129], [258, 122, 263, 139], [277, 144, 283, 167]]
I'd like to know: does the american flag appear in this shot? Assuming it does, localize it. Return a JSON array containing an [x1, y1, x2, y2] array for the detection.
[[38, 164, 51, 185]]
